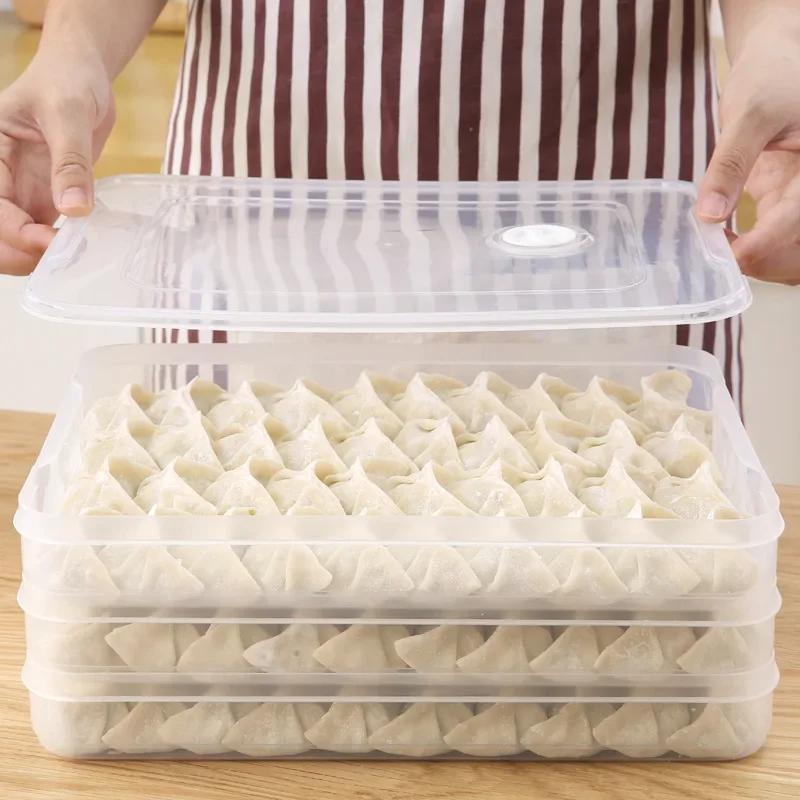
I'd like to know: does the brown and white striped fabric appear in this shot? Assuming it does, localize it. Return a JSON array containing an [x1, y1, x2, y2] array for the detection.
[[159, 0, 743, 412]]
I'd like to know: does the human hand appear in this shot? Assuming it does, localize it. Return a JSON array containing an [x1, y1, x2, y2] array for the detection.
[[696, 26, 800, 286], [0, 47, 115, 275]]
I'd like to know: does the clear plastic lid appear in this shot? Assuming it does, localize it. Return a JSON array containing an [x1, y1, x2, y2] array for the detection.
[[24, 176, 751, 332]]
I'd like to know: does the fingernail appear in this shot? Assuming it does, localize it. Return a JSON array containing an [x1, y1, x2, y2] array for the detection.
[[59, 187, 89, 210], [697, 192, 729, 221]]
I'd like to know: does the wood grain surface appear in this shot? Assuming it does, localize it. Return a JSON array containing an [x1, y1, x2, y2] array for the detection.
[[0, 410, 797, 799]]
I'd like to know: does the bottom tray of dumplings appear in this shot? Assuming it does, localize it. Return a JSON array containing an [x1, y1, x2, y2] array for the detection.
[[29, 689, 775, 761]]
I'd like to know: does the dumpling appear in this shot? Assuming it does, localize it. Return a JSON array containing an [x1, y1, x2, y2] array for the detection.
[[267, 378, 352, 438], [577, 419, 668, 480], [206, 382, 269, 435], [146, 385, 202, 426], [578, 459, 677, 518], [268, 464, 346, 515], [520, 703, 614, 758], [630, 371, 712, 436], [445, 379, 527, 434], [549, 547, 629, 601], [642, 416, 722, 480], [84, 384, 153, 436], [457, 627, 552, 673], [44, 622, 121, 667], [678, 548, 758, 593], [333, 419, 407, 468], [277, 416, 347, 473], [135, 463, 219, 515], [468, 546, 560, 595], [147, 412, 222, 470], [30, 544, 118, 593], [445, 703, 547, 757], [222, 702, 325, 756], [664, 704, 743, 758], [676, 628, 752, 673], [368, 702, 472, 757], [395, 625, 484, 671], [203, 459, 280, 514], [390, 373, 466, 434], [389, 463, 475, 516], [517, 414, 600, 475], [593, 627, 668, 674], [61, 471, 145, 516], [243, 624, 338, 671], [444, 462, 528, 516], [503, 373, 578, 427], [561, 376, 650, 439], [593, 702, 690, 757], [177, 623, 269, 672], [170, 545, 261, 594], [214, 419, 285, 470], [30, 698, 129, 757], [653, 462, 740, 519], [608, 547, 701, 597], [105, 623, 199, 670], [323, 545, 413, 592], [98, 544, 204, 594], [458, 415, 539, 472], [516, 458, 593, 517], [314, 624, 410, 671], [158, 702, 237, 755], [82, 420, 158, 476], [529, 627, 599, 673], [102, 702, 187, 754], [394, 418, 461, 468], [304, 702, 393, 753], [360, 371, 407, 401], [406, 544, 482, 594], [242, 544, 333, 592], [326, 461, 404, 515], [331, 373, 404, 438]]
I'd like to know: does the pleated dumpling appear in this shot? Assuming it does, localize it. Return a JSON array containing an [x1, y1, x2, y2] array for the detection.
[[548, 547, 629, 601], [335, 418, 414, 469], [44, 622, 121, 667], [468, 546, 560, 595], [594, 702, 690, 758], [517, 414, 599, 475], [214, 419, 285, 471], [61, 471, 145, 516], [98, 544, 204, 594], [158, 702, 237, 755], [406, 544, 482, 594], [82, 419, 158, 476], [322, 544, 413, 592], [630, 371, 712, 436], [607, 546, 701, 597], [242, 544, 333, 591], [445, 378, 527, 434], [177, 623, 270, 671], [305, 702, 393, 753], [104, 622, 199, 671], [390, 373, 466, 434], [444, 461, 528, 517], [653, 462, 740, 519], [457, 626, 552, 673], [390, 463, 475, 516], [202, 459, 280, 514], [561, 376, 650, 439], [445, 703, 547, 757], [277, 415, 347, 473], [102, 702, 188, 754], [84, 383, 153, 434], [677, 547, 758, 593], [267, 378, 352, 438], [529, 627, 600, 673], [394, 418, 461, 468], [267, 464, 346, 515], [222, 702, 325, 756], [458, 415, 539, 472], [520, 703, 614, 758], [145, 383, 204, 426], [31, 544, 118, 592], [135, 463, 219, 515], [170, 545, 261, 594], [503, 373, 578, 428], [394, 625, 484, 671], [326, 461, 404, 515], [146, 412, 222, 471], [243, 624, 339, 671], [642, 416, 722, 480], [205, 382, 268, 435], [331, 372, 404, 437], [578, 459, 677, 518], [577, 419, 669, 482], [676, 628, 752, 674], [368, 702, 472, 757], [665, 704, 744, 758], [31, 698, 129, 757], [593, 627, 669, 674], [314, 624, 410, 671], [516, 458, 594, 518]]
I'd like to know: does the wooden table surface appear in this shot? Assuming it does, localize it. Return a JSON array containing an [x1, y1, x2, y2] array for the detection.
[[0, 410, 797, 799]]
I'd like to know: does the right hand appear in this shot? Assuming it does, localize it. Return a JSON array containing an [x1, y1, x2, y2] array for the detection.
[[0, 47, 116, 275]]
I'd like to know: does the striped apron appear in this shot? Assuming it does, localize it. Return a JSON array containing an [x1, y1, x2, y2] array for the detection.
[[160, 0, 743, 411]]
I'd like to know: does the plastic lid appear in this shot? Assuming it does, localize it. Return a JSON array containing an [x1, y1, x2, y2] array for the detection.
[[23, 176, 751, 332]]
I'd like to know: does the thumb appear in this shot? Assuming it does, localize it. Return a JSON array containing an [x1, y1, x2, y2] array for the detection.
[[41, 101, 95, 217], [697, 112, 773, 223]]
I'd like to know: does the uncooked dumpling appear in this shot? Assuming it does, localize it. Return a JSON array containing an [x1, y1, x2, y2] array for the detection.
[[578, 459, 676, 518], [368, 703, 471, 757], [30, 698, 128, 757], [517, 414, 599, 475], [578, 419, 668, 479], [390, 373, 466, 434], [331, 373, 404, 438], [135, 463, 219, 515], [102, 702, 187, 754], [158, 702, 237, 755], [314, 624, 410, 672], [458, 415, 539, 472], [678, 548, 758, 594], [406, 544, 482, 594], [469, 546, 559, 595], [521, 703, 613, 758], [105, 622, 199, 670], [335, 418, 412, 468], [99, 545, 204, 594], [214, 420, 285, 471], [643, 416, 722, 480], [676, 628, 752, 673], [390, 464, 475, 516], [593, 702, 690, 757], [32, 544, 118, 593], [653, 462, 739, 519], [170, 545, 260, 594], [206, 382, 267, 435], [516, 458, 593, 517], [665, 704, 743, 758], [617, 548, 701, 597], [340, 545, 415, 593], [457, 627, 551, 673], [278, 416, 347, 473], [445, 461, 528, 516], [394, 418, 461, 468], [655, 627, 696, 667], [242, 544, 333, 592], [147, 412, 222, 470], [562, 377, 650, 439], [201, 460, 280, 514], [221, 702, 323, 756], [549, 547, 629, 601], [395, 625, 483, 672], [529, 627, 599, 673], [593, 627, 668, 674], [84, 384, 154, 437], [444, 703, 547, 756], [145, 385, 201, 426], [82, 420, 158, 476], [177, 623, 269, 671], [504, 373, 578, 427], [630, 371, 712, 436], [445, 380, 527, 434], [304, 702, 393, 753], [45, 622, 121, 667], [243, 624, 338, 672], [267, 465, 346, 515], [268, 379, 352, 438], [62, 471, 145, 516], [326, 461, 404, 516]]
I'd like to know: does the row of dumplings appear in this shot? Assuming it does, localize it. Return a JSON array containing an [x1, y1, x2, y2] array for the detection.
[[34, 697, 766, 759], [30, 540, 760, 600], [38, 619, 764, 676]]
